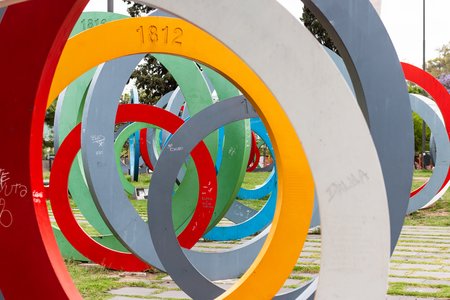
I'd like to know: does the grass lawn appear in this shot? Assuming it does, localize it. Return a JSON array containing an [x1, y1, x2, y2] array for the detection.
[[406, 169, 449, 226], [404, 191, 449, 226]]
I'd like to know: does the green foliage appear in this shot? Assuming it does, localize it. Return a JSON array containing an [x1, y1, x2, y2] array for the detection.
[[412, 112, 431, 153], [426, 42, 450, 78], [123, 1, 177, 104], [301, 7, 338, 53], [407, 83, 426, 95], [43, 102, 56, 155], [45, 101, 56, 126], [130, 55, 178, 105], [123, 0, 154, 17]]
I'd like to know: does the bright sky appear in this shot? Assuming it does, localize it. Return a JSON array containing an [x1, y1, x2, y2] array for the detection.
[[84, 0, 450, 68]]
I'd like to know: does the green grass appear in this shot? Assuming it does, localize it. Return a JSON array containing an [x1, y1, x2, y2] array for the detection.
[[289, 275, 313, 282], [387, 282, 450, 298], [413, 169, 433, 178], [67, 261, 167, 299], [241, 172, 271, 189], [237, 199, 267, 211], [404, 190, 450, 226], [292, 264, 320, 274], [129, 199, 148, 220], [390, 259, 448, 266], [125, 173, 152, 189], [236, 172, 272, 210], [67, 262, 140, 299]]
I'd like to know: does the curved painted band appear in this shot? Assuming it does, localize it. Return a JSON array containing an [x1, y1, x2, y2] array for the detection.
[[137, 1, 389, 299], [246, 132, 260, 172], [128, 86, 141, 182], [205, 118, 277, 241], [302, 0, 413, 255], [0, 1, 88, 297], [139, 128, 154, 170], [52, 12, 129, 236], [115, 122, 154, 195], [82, 58, 269, 280], [49, 108, 151, 271], [2, 1, 386, 295], [238, 118, 276, 200], [60, 16, 315, 288], [81, 55, 218, 251], [407, 94, 450, 214], [58, 19, 250, 236], [52, 13, 230, 246], [145, 90, 173, 169], [161, 87, 187, 144], [148, 96, 262, 298], [402, 63, 450, 201], [77, 50, 239, 240], [51, 101, 218, 270]]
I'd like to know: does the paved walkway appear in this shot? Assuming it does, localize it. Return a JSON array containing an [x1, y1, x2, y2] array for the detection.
[[103, 225, 449, 299]]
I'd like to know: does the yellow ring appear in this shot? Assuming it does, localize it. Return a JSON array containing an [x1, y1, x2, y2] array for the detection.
[[49, 16, 314, 299]]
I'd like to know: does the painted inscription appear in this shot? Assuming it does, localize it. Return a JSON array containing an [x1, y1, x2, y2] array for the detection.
[[0, 169, 28, 198], [0, 168, 29, 228], [326, 169, 369, 202], [136, 25, 183, 46], [0, 198, 12, 228], [80, 18, 107, 31]]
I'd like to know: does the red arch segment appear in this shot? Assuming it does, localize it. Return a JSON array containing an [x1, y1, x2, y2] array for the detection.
[[0, 0, 87, 298], [402, 63, 450, 198]]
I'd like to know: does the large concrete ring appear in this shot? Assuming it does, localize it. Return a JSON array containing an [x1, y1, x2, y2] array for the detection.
[[132, 2, 389, 299], [52, 18, 267, 280], [1, 2, 388, 299], [204, 118, 277, 241], [402, 62, 450, 204], [63, 16, 384, 295], [50, 12, 387, 299], [81, 54, 269, 280], [408, 94, 450, 214], [301, 0, 413, 254]]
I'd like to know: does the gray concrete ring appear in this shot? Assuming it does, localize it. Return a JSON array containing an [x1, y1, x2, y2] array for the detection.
[[408, 94, 450, 213]]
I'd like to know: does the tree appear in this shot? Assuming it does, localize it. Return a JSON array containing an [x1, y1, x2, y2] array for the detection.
[[438, 74, 450, 92], [412, 112, 431, 153], [426, 42, 450, 78], [123, 1, 153, 17], [301, 7, 338, 54], [123, 1, 177, 105], [408, 84, 431, 153], [130, 56, 178, 105]]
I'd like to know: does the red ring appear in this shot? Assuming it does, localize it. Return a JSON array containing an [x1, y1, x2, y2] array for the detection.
[[1, 1, 87, 298], [402, 63, 450, 197], [139, 128, 154, 171], [246, 132, 260, 172], [49, 104, 217, 271]]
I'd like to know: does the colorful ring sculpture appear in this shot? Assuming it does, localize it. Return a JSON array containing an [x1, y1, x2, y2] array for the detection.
[[2, 0, 448, 299], [59, 8, 386, 298]]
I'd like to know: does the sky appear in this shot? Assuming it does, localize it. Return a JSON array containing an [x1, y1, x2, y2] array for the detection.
[[84, 0, 450, 68]]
